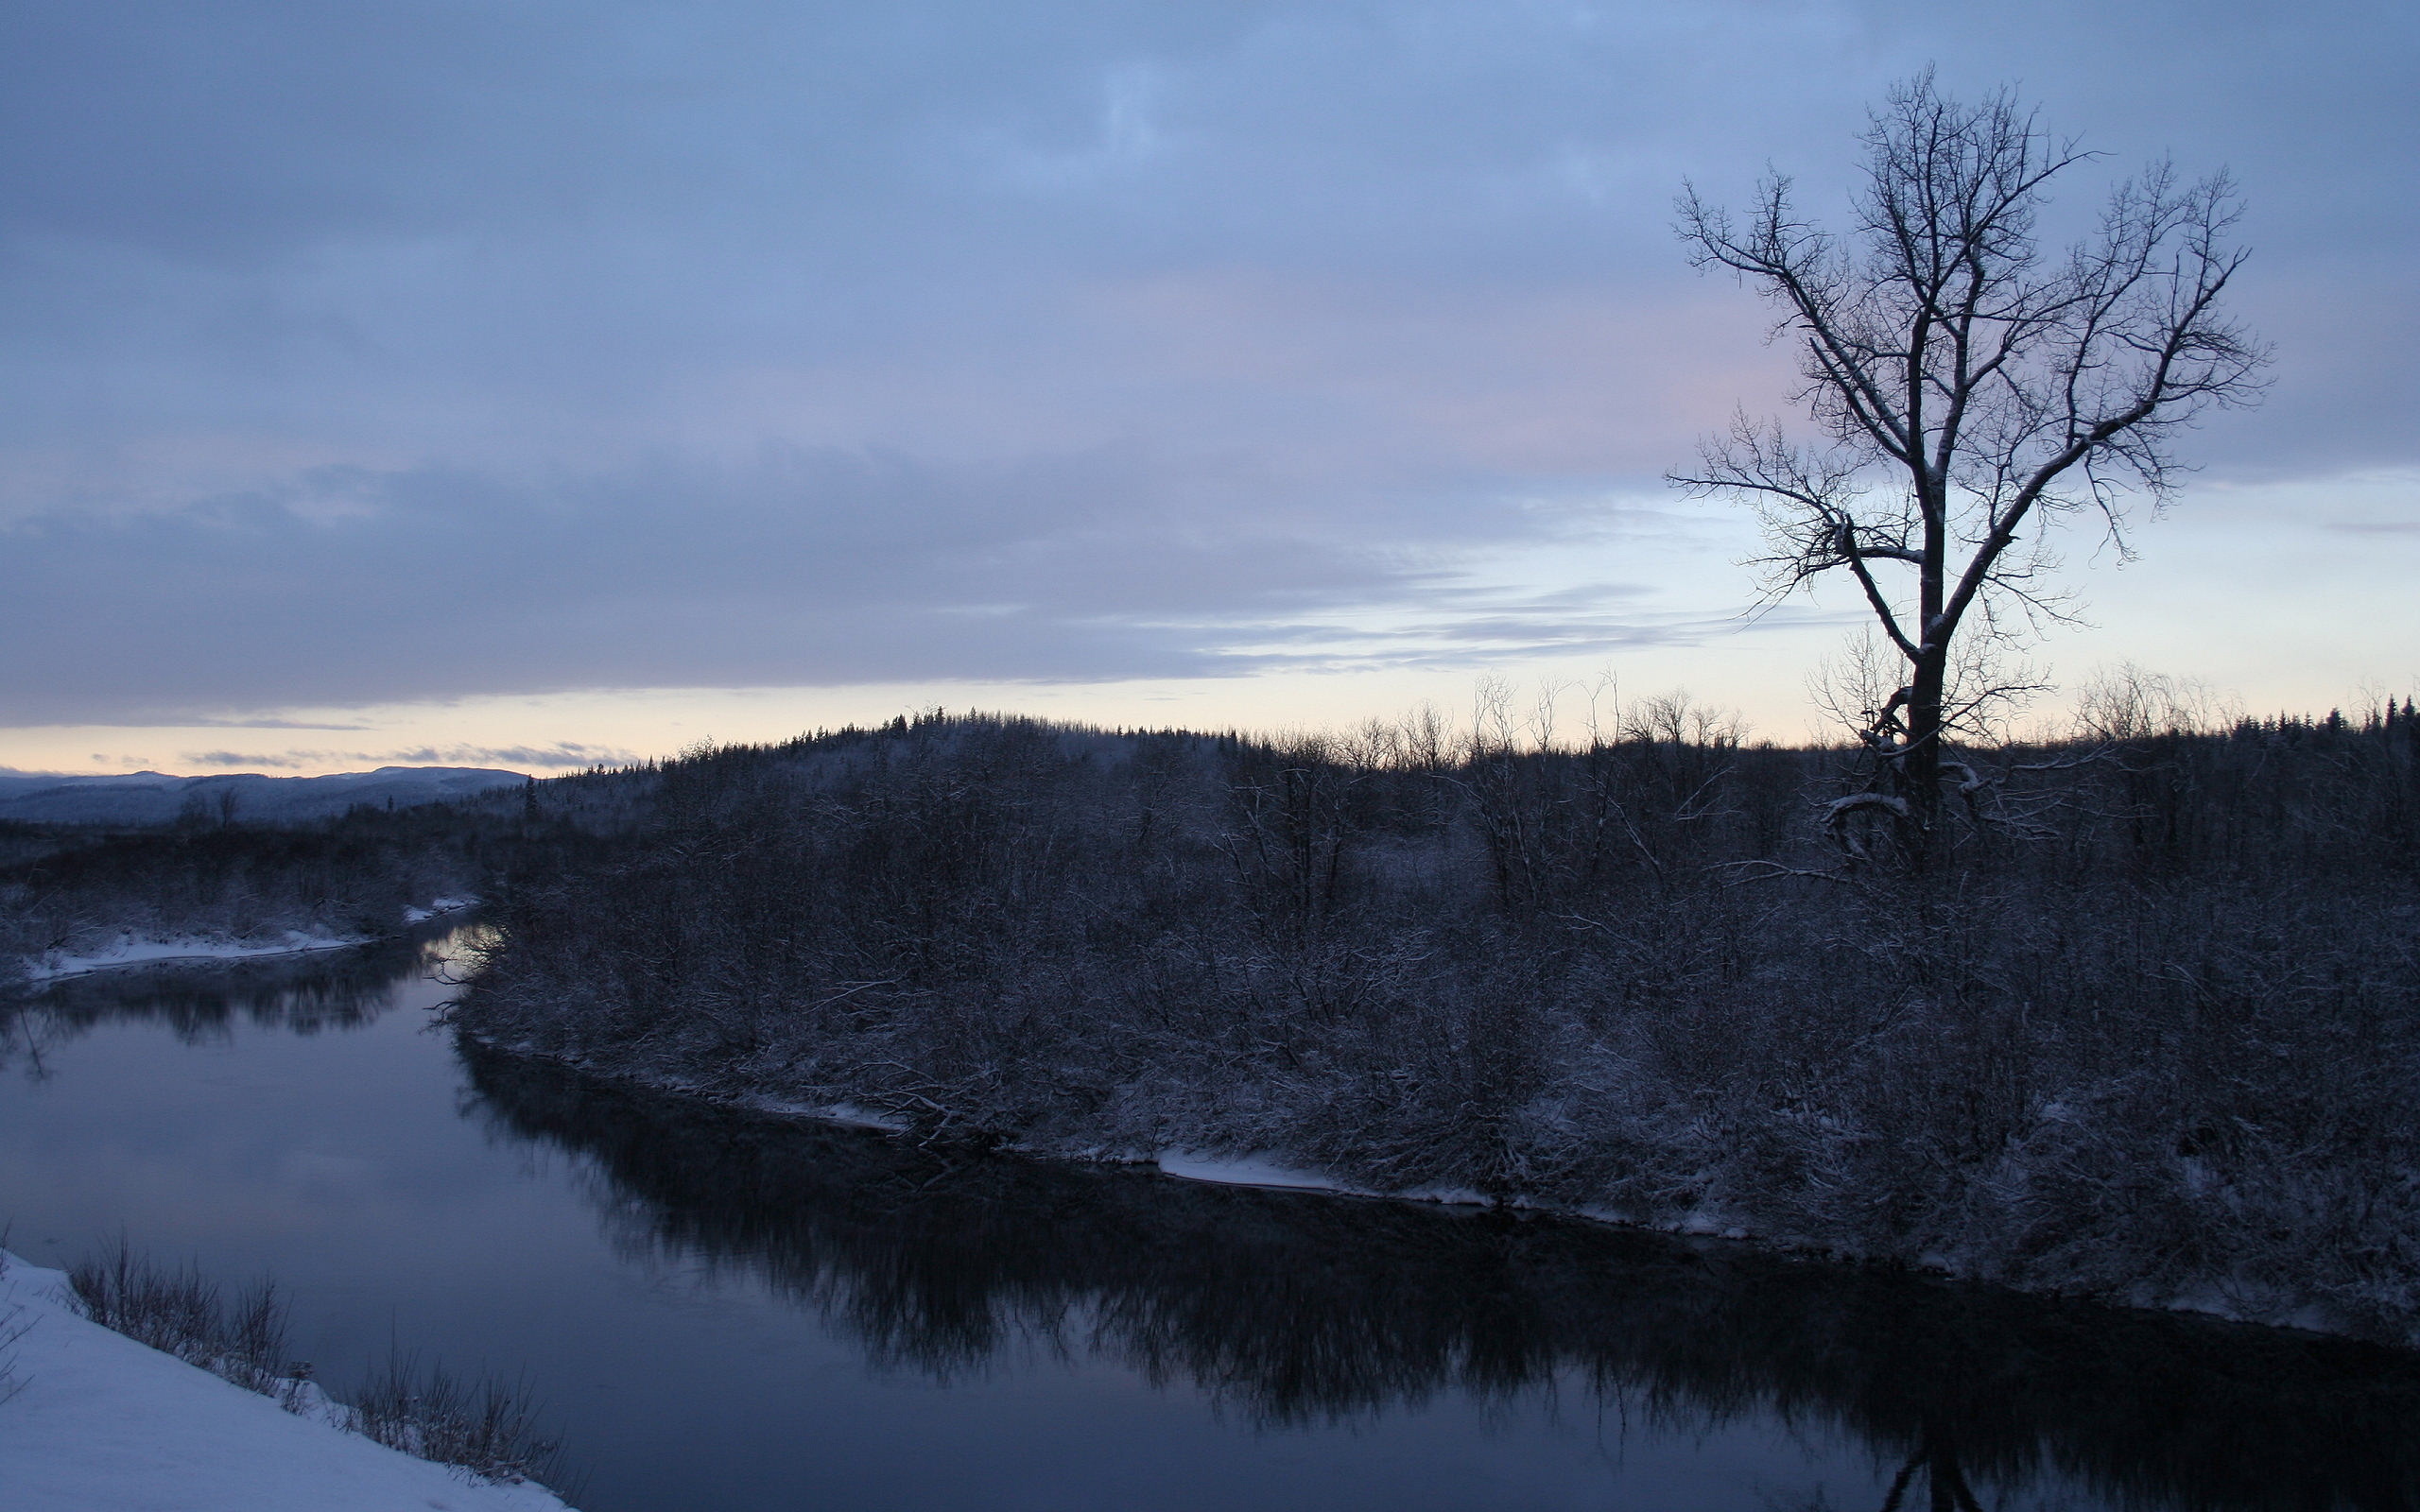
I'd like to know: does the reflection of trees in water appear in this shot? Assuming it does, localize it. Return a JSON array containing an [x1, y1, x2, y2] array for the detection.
[[0, 930, 464, 1073], [462, 1042, 2420, 1512]]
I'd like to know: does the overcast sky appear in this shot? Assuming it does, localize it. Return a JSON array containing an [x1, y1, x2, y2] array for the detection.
[[3, 0, 2413, 773]]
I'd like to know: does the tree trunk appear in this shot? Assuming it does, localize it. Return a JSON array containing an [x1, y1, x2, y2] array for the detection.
[[1903, 654, 1945, 847], [1904, 470, 1947, 853]]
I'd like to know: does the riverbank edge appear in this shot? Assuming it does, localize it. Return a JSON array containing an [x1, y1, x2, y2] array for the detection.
[[0, 1248, 572, 1512], [451, 1023, 2381, 1354], [16, 899, 482, 986]]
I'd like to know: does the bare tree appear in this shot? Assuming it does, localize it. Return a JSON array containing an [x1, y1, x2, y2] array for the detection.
[[1673, 72, 2266, 849]]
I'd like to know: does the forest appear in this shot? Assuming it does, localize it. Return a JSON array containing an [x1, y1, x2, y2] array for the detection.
[[0, 783, 619, 976], [429, 690, 2420, 1342]]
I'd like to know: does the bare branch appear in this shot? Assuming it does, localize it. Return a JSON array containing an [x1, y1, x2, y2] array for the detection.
[[1674, 74, 2265, 839]]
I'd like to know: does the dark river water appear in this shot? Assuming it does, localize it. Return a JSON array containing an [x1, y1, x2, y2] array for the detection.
[[4, 929, 2416, 1511]]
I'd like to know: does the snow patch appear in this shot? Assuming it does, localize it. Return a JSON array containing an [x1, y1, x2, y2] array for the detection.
[[0, 1249, 573, 1512], [404, 897, 480, 925], [817, 1101, 914, 1132], [1156, 1150, 1348, 1193], [1153, 1153, 1492, 1208], [25, 931, 370, 984], [1395, 1185, 1493, 1207]]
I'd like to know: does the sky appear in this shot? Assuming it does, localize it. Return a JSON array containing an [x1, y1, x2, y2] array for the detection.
[[2, 0, 2412, 775]]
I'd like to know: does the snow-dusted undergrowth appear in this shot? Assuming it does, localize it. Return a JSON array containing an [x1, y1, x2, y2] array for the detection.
[[454, 713, 2420, 1347], [59, 1242, 573, 1499], [0, 1248, 572, 1511]]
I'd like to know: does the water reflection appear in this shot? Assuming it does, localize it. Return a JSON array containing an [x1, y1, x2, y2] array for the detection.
[[463, 1041, 2420, 1512], [2, 929, 469, 1072]]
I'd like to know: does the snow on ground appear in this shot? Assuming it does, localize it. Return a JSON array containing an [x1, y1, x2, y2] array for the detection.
[[402, 898, 479, 925], [22, 931, 371, 985], [0, 1251, 574, 1512], [1152, 1151, 1492, 1208], [1154, 1149, 1346, 1192]]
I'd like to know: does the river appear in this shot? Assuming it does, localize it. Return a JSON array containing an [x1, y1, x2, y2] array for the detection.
[[4, 927, 2413, 1511]]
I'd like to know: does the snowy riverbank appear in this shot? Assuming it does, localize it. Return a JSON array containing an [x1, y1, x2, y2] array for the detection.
[[0, 1251, 572, 1512], [458, 1025, 2407, 1354], [21, 930, 372, 984], [19, 899, 479, 985]]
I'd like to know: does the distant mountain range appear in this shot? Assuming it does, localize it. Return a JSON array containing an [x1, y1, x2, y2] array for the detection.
[[0, 766, 529, 825]]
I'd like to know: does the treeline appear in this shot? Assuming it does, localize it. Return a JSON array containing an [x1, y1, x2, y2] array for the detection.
[[452, 703, 2420, 1339], [0, 796, 616, 976]]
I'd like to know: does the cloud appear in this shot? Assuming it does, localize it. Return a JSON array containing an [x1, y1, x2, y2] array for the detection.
[[2, 445, 1686, 724], [177, 741, 641, 773], [373, 744, 643, 770], [184, 750, 308, 768], [0, 0, 2408, 732]]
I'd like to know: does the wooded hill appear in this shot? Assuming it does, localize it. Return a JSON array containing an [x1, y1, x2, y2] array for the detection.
[[453, 702, 2420, 1342]]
